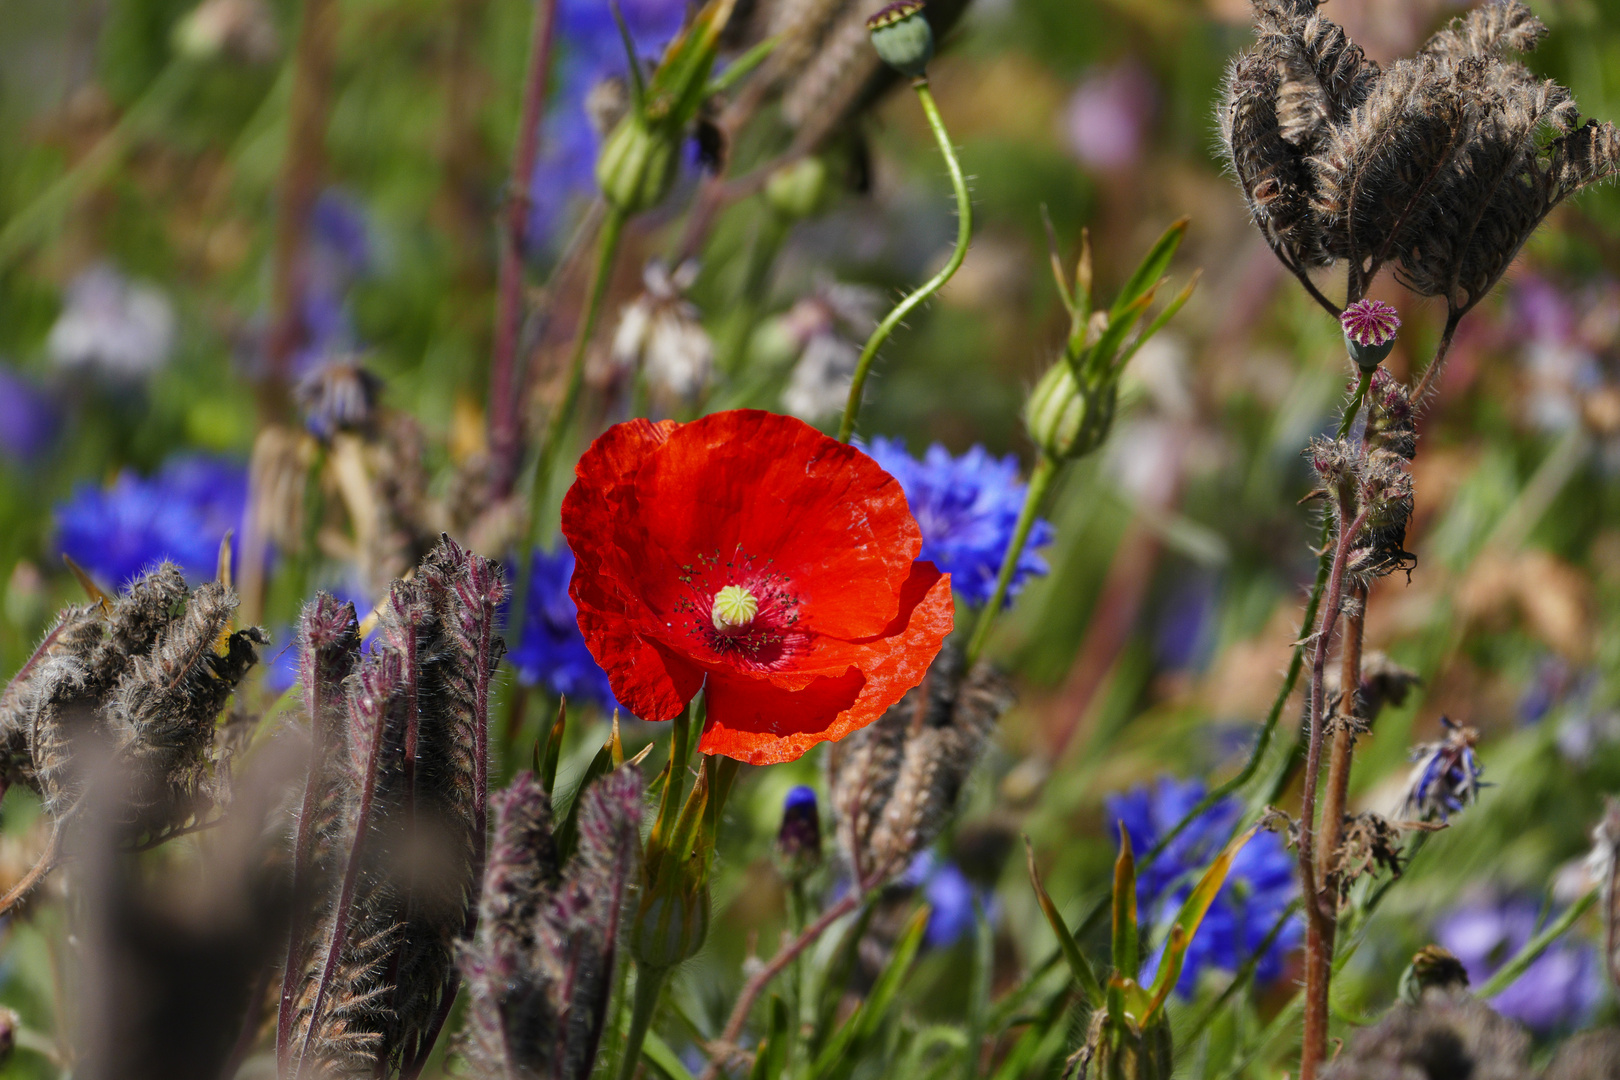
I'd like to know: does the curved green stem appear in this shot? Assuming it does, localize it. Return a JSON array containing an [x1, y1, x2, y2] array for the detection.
[[837, 77, 971, 444], [618, 962, 670, 1080], [965, 454, 1056, 665]]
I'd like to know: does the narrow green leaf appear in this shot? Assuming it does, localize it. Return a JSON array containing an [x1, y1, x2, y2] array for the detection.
[[554, 735, 617, 860], [1039, 205, 1075, 318], [749, 996, 792, 1080], [1143, 824, 1261, 1020], [1109, 217, 1187, 321], [1083, 287, 1157, 381], [643, 1031, 697, 1080], [645, 0, 737, 125], [1024, 837, 1103, 1005], [1113, 269, 1201, 375], [812, 905, 930, 1080], [609, 0, 648, 107], [1112, 824, 1138, 979], [707, 34, 778, 97], [808, 902, 878, 1059]]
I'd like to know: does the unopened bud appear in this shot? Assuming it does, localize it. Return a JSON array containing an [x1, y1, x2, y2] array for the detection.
[[764, 157, 830, 220], [1024, 360, 1117, 461], [632, 873, 711, 969], [866, 1, 933, 78], [776, 785, 823, 881], [597, 115, 678, 215]]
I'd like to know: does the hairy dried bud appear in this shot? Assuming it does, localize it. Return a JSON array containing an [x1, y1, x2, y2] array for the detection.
[[1398, 716, 1484, 824], [827, 642, 1010, 885], [1225, 0, 1620, 316], [457, 768, 643, 1080], [1328, 811, 1404, 901], [1320, 989, 1531, 1080]]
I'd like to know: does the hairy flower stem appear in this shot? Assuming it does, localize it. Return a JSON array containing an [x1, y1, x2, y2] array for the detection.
[[1299, 501, 1368, 1080], [618, 963, 672, 1080], [700, 891, 864, 1080], [1317, 592, 1365, 888], [489, 0, 561, 498], [965, 454, 1057, 664], [837, 77, 972, 444]]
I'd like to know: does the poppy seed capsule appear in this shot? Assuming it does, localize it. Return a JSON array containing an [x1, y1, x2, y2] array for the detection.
[[596, 114, 678, 215], [866, 0, 933, 78], [1340, 299, 1401, 374]]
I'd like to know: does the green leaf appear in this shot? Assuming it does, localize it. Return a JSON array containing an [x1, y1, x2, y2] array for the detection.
[[986, 984, 1074, 1080], [644, 0, 737, 127], [1112, 269, 1201, 375], [540, 696, 567, 795], [1111, 824, 1138, 979], [1024, 837, 1103, 1005], [554, 731, 617, 860], [811, 905, 930, 1080], [1081, 287, 1157, 382], [749, 996, 792, 1080], [643, 1030, 697, 1080], [808, 902, 879, 1059], [1143, 824, 1261, 1021], [1109, 217, 1187, 322]]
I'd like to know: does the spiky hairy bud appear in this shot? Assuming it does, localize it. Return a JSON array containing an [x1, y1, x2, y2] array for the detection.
[[457, 768, 643, 1080], [827, 642, 1011, 885]]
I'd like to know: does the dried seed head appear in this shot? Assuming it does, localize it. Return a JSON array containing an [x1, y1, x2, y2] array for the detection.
[[827, 643, 1010, 885], [1319, 989, 1531, 1080]]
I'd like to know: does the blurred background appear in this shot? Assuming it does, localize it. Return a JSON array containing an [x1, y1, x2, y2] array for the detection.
[[3, 0, 1620, 1074]]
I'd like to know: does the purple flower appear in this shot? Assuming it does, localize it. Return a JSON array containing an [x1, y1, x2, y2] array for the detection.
[[54, 454, 249, 587], [1399, 717, 1484, 823], [863, 438, 1055, 608], [1064, 61, 1156, 174], [506, 545, 620, 711], [1436, 897, 1603, 1032], [0, 365, 58, 461], [47, 264, 175, 379], [1107, 777, 1301, 996], [900, 852, 996, 949]]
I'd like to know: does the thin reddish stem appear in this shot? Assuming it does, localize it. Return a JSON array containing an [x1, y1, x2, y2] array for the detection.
[[488, 0, 561, 497]]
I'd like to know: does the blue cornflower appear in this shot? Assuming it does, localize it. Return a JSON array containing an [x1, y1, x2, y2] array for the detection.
[[506, 545, 620, 712], [0, 365, 58, 461], [863, 438, 1054, 608], [526, 0, 689, 247], [1399, 717, 1484, 823], [900, 851, 997, 949], [1106, 777, 1301, 997], [1436, 896, 1604, 1032], [291, 190, 372, 378], [777, 786, 823, 879], [54, 454, 248, 588]]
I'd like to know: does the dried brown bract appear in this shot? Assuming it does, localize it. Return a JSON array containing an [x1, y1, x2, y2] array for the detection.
[[827, 642, 1010, 886], [1319, 989, 1532, 1080], [1222, 0, 1620, 315]]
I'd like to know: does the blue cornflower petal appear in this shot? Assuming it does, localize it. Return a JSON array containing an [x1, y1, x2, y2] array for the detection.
[[505, 545, 621, 712], [1436, 897, 1604, 1032], [1105, 776, 1301, 997], [0, 365, 59, 461], [863, 437, 1054, 608], [54, 453, 249, 588]]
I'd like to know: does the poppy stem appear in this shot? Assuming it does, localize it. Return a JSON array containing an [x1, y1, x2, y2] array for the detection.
[[964, 453, 1057, 665], [837, 77, 972, 444], [617, 962, 670, 1080]]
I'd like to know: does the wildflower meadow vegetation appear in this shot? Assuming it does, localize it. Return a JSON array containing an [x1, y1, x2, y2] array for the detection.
[[8, 0, 1620, 1076]]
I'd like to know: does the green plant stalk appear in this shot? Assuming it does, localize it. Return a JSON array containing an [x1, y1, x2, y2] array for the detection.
[[618, 961, 671, 1080], [1477, 889, 1598, 998], [837, 77, 971, 444], [965, 454, 1057, 665], [500, 205, 627, 752]]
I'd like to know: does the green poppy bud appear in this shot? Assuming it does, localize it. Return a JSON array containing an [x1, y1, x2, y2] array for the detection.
[[866, 0, 933, 78], [596, 115, 679, 215]]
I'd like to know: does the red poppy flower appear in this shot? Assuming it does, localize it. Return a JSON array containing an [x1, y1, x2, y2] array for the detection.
[[561, 409, 954, 765]]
